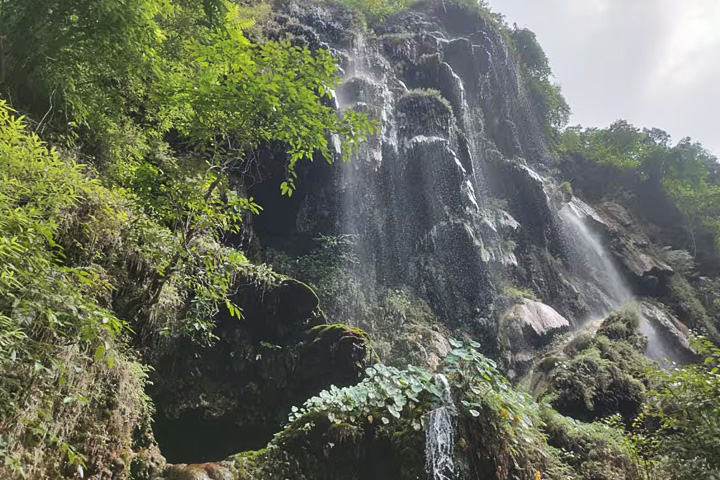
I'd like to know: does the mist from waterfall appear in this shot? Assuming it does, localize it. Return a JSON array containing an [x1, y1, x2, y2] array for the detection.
[[557, 198, 683, 363], [559, 199, 632, 315]]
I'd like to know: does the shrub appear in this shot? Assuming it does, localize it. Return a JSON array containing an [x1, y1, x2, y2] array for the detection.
[[544, 310, 648, 423], [633, 337, 720, 479]]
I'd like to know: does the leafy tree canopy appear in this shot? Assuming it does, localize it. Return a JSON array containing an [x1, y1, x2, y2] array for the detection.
[[0, 2, 376, 472], [510, 26, 570, 133], [561, 121, 720, 252]]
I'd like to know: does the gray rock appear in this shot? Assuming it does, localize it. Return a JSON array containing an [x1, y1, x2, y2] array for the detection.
[[163, 462, 235, 480], [596, 202, 674, 285], [641, 302, 696, 364], [503, 299, 571, 347]]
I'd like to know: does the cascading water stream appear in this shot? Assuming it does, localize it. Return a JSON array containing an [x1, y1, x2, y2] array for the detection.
[[557, 197, 683, 363], [425, 374, 456, 480], [558, 199, 632, 314]]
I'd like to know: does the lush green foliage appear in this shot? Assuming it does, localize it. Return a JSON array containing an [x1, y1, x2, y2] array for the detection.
[[262, 339, 641, 480], [561, 121, 720, 253], [544, 310, 648, 423], [0, 0, 375, 335], [0, 100, 154, 477], [1, 0, 374, 188], [510, 27, 570, 133], [0, 100, 123, 371], [0, 0, 375, 476], [325, 0, 487, 22], [632, 337, 720, 479], [289, 339, 533, 433]]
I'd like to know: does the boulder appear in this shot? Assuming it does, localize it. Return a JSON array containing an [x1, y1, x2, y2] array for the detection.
[[640, 302, 696, 364], [502, 299, 571, 348]]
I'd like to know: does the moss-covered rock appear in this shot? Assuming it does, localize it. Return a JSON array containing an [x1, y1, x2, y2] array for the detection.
[[147, 264, 371, 464], [155, 340, 645, 480], [542, 409, 642, 480], [0, 350, 163, 480], [541, 310, 649, 423], [666, 274, 720, 342], [396, 89, 454, 140]]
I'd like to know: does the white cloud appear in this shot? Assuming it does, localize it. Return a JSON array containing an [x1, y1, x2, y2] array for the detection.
[[649, 0, 720, 94], [488, 0, 720, 155]]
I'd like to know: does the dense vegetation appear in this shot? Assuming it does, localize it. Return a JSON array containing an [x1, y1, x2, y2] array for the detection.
[[510, 27, 570, 134], [561, 121, 720, 255], [0, 0, 374, 476], [1, 0, 719, 479], [556, 120, 720, 480], [328, 0, 487, 21]]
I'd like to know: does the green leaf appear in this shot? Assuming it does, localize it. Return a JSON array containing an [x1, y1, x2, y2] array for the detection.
[[93, 344, 106, 362]]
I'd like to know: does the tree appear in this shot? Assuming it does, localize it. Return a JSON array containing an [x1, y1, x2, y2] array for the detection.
[[560, 121, 720, 255], [510, 26, 570, 132]]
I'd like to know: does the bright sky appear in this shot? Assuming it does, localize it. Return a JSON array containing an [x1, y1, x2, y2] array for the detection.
[[488, 0, 720, 156]]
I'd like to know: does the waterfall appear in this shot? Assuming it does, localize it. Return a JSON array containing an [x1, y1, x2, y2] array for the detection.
[[557, 198, 686, 364], [558, 198, 632, 315], [638, 317, 678, 364], [425, 374, 455, 480]]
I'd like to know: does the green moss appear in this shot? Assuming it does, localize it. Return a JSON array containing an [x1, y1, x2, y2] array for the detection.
[[379, 32, 414, 46], [596, 309, 646, 349], [236, 262, 290, 292], [310, 323, 369, 339], [502, 285, 538, 305], [541, 409, 642, 480], [667, 275, 720, 342], [538, 355, 561, 373], [542, 311, 650, 423], [399, 88, 453, 113], [560, 181, 574, 196]]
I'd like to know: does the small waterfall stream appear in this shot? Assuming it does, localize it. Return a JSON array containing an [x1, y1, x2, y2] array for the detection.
[[425, 374, 456, 480], [557, 197, 682, 363], [559, 198, 632, 314]]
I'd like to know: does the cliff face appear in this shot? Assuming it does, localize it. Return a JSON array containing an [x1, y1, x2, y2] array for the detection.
[[247, 1, 591, 362], [93, 3, 710, 478], [6, 2, 713, 479]]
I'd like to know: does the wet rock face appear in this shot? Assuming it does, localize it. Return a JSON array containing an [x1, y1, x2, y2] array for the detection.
[[592, 202, 675, 296], [147, 266, 369, 465], [640, 301, 696, 363], [247, 0, 581, 346]]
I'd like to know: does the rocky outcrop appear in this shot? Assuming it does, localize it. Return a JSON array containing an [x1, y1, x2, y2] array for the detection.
[[640, 301, 696, 363], [148, 265, 370, 465], [244, 0, 592, 355], [563, 198, 674, 296], [502, 299, 571, 347], [500, 299, 571, 376], [595, 202, 674, 294]]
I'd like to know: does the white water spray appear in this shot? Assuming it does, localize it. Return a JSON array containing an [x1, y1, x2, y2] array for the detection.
[[425, 374, 455, 480], [558, 198, 686, 363], [559, 198, 632, 314]]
